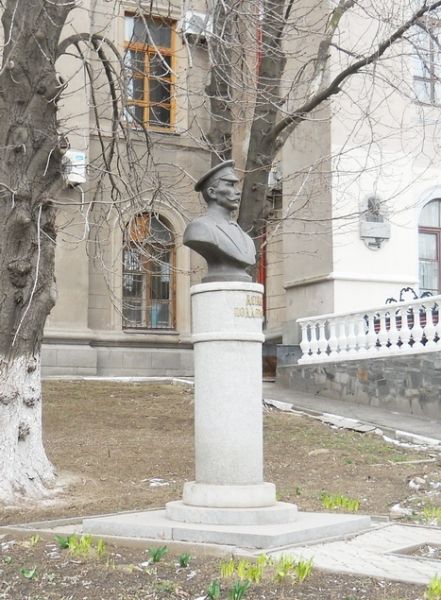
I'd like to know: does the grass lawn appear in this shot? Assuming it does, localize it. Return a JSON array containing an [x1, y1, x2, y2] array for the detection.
[[1, 380, 440, 599]]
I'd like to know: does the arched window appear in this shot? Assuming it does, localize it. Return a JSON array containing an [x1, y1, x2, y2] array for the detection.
[[419, 199, 441, 295], [122, 213, 175, 329]]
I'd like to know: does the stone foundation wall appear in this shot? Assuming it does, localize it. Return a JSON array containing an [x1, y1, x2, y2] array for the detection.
[[42, 343, 194, 378], [277, 351, 441, 419]]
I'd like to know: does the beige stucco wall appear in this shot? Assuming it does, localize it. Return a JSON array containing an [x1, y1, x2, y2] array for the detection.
[[45, 1, 92, 336], [277, 0, 334, 344], [43, 0, 213, 375], [45, 202, 91, 333], [86, 134, 210, 337], [264, 209, 285, 340]]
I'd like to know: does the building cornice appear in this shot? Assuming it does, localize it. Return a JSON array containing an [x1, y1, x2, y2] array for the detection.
[[43, 328, 192, 348], [284, 272, 418, 290]]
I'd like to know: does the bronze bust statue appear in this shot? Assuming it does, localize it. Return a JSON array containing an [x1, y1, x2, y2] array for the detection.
[[184, 161, 256, 282]]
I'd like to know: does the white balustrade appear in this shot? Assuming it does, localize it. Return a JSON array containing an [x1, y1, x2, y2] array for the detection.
[[297, 295, 441, 364]]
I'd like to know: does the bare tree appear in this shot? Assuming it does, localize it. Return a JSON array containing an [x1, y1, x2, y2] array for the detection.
[[0, 0, 157, 503], [0, 0, 76, 502]]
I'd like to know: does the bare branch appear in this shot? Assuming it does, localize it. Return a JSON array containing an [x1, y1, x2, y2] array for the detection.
[[272, 0, 441, 146], [309, 0, 356, 97]]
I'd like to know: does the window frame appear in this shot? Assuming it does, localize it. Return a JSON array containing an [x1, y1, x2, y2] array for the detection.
[[122, 213, 176, 331], [412, 21, 441, 106], [418, 199, 441, 296], [124, 12, 177, 132], [419, 226, 441, 295]]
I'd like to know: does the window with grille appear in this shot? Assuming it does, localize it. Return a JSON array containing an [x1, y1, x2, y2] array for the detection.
[[419, 199, 441, 295], [124, 14, 175, 130], [122, 214, 175, 329]]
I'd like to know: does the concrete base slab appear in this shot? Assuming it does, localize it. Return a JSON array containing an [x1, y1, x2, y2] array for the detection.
[[165, 500, 298, 525], [6, 513, 441, 584], [82, 509, 372, 549]]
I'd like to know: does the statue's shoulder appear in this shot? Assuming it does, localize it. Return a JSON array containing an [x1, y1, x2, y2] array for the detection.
[[184, 216, 217, 244]]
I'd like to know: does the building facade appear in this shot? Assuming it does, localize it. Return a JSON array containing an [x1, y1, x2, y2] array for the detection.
[[272, 2, 441, 348], [42, 1, 441, 376]]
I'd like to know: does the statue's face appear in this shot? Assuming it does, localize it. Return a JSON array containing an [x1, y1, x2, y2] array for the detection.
[[207, 168, 241, 211]]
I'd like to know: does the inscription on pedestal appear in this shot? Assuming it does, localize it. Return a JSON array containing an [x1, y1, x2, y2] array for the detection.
[[234, 294, 263, 318]]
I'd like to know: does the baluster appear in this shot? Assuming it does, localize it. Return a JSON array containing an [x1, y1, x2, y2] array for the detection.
[[433, 303, 441, 345], [337, 318, 348, 357], [298, 322, 311, 363], [346, 316, 357, 359], [423, 302, 437, 350], [398, 306, 412, 352], [356, 316, 368, 356], [377, 310, 389, 354], [328, 319, 339, 359], [317, 320, 328, 358], [336, 319, 346, 356], [366, 311, 379, 355], [309, 322, 319, 361], [411, 304, 425, 351], [388, 308, 400, 353]]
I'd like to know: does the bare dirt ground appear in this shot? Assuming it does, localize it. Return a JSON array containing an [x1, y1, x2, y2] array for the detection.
[[1, 379, 440, 599]]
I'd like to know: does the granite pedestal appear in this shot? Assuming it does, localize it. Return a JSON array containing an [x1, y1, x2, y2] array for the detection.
[[165, 282, 297, 526]]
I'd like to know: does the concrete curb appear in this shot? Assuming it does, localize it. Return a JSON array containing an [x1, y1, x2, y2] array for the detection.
[[263, 397, 441, 449], [43, 376, 195, 385]]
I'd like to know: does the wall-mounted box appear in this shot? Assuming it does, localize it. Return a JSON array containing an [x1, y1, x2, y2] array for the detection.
[[180, 11, 213, 41], [63, 149, 87, 185]]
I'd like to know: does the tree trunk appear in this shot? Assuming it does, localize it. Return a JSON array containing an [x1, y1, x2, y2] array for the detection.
[[238, 0, 286, 239], [205, 0, 235, 165], [0, 356, 54, 502], [0, 0, 72, 503]]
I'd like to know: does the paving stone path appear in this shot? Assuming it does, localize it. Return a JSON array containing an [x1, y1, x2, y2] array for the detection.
[[269, 523, 441, 584]]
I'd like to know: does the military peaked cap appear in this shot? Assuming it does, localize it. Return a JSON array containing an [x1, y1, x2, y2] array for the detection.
[[194, 160, 235, 192]]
